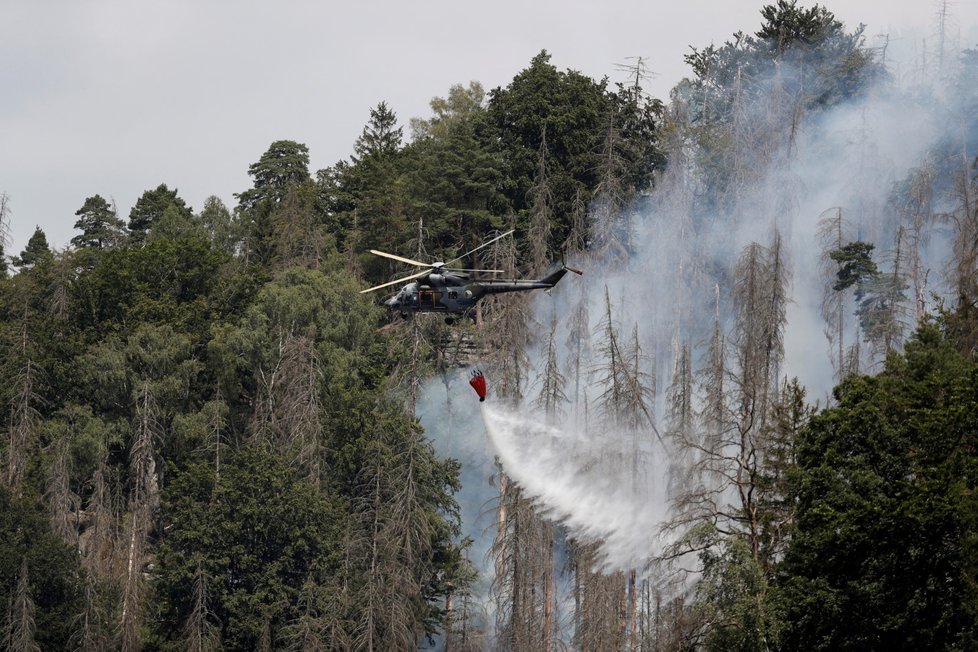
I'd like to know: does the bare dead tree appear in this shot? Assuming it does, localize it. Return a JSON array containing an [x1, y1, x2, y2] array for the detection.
[[572, 545, 627, 652], [45, 432, 80, 546], [76, 571, 112, 652], [665, 344, 696, 504], [4, 309, 46, 493], [249, 329, 324, 485], [663, 285, 730, 566], [729, 235, 788, 559], [564, 291, 592, 426], [48, 249, 74, 321], [352, 418, 437, 652], [563, 189, 589, 257], [7, 559, 40, 652], [481, 229, 532, 400], [182, 562, 221, 652], [0, 192, 10, 271], [818, 208, 855, 379], [491, 483, 561, 651], [354, 467, 387, 652], [949, 149, 978, 350], [896, 160, 937, 321], [534, 317, 568, 422], [665, 232, 788, 572], [120, 383, 162, 651], [79, 459, 118, 579], [590, 107, 633, 266]]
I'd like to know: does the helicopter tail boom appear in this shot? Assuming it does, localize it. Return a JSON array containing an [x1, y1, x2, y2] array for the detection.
[[477, 264, 581, 296]]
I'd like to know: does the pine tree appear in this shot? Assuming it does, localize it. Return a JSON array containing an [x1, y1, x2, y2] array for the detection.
[[71, 195, 125, 250], [128, 183, 193, 242]]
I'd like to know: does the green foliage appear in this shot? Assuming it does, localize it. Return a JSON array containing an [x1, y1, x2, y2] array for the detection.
[[235, 140, 315, 265], [0, 486, 84, 649], [698, 536, 774, 651], [400, 103, 509, 259], [152, 447, 346, 650], [128, 183, 194, 242], [756, 0, 844, 54], [197, 195, 240, 254], [353, 101, 403, 163], [829, 241, 878, 295], [71, 194, 126, 250], [12, 227, 51, 269], [236, 140, 312, 212], [70, 232, 231, 338], [829, 241, 909, 349], [774, 323, 978, 650], [322, 104, 411, 272], [487, 51, 614, 251]]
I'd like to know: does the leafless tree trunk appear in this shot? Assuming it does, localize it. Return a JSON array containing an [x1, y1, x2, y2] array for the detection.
[[182, 563, 221, 652], [5, 324, 42, 493], [6, 560, 40, 652], [590, 112, 632, 266], [250, 330, 324, 485], [817, 208, 853, 380], [535, 317, 567, 420], [564, 292, 592, 426], [950, 147, 978, 350], [80, 459, 118, 579], [898, 159, 936, 321], [77, 571, 112, 652], [120, 384, 161, 652], [730, 235, 788, 559], [45, 433, 79, 546]]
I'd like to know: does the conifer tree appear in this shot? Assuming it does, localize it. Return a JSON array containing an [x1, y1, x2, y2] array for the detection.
[[12, 227, 51, 270], [128, 183, 193, 243], [71, 195, 125, 250]]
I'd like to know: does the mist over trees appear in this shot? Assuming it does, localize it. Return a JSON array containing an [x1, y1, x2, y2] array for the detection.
[[1, 1, 978, 649]]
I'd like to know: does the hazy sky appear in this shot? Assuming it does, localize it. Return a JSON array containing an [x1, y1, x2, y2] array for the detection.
[[2, 0, 975, 254]]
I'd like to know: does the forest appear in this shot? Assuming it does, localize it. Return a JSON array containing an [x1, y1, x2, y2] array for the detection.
[[1, 1, 977, 650]]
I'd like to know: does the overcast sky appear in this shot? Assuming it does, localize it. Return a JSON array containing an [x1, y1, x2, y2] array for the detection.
[[2, 0, 976, 254]]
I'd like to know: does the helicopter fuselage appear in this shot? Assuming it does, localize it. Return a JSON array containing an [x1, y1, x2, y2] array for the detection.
[[384, 268, 571, 318]]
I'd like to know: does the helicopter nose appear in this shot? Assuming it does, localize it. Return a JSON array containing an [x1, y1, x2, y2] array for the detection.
[[385, 295, 399, 307]]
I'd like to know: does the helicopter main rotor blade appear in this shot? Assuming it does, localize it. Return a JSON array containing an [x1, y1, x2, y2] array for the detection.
[[360, 269, 430, 294], [444, 229, 515, 268], [369, 249, 430, 268], [443, 267, 506, 273]]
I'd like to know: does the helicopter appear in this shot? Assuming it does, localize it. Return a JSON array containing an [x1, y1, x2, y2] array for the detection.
[[360, 229, 581, 324]]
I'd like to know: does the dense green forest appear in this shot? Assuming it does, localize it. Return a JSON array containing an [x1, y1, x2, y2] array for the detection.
[[1, 1, 977, 650]]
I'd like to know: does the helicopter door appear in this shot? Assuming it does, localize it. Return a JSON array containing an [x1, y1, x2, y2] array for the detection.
[[419, 289, 439, 310]]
